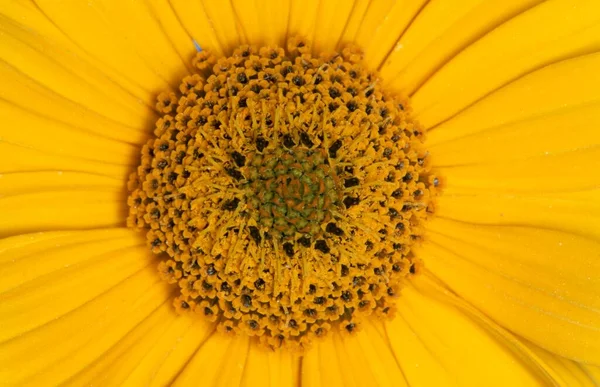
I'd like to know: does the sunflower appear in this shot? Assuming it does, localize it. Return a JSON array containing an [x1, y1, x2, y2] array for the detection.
[[1, 0, 599, 385]]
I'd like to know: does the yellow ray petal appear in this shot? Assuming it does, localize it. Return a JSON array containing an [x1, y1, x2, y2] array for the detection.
[[411, 0, 600, 129], [65, 301, 180, 386], [0, 4, 157, 121], [0, 228, 142, 294], [0, 190, 126, 238], [0, 235, 169, 385], [380, 0, 543, 94], [232, 0, 290, 48], [436, 148, 600, 194], [123, 318, 214, 387], [0, 142, 130, 179], [35, 0, 190, 94], [241, 346, 298, 387], [427, 52, 600, 149], [524, 340, 598, 386], [353, 0, 428, 70], [300, 334, 348, 387], [0, 171, 121, 196], [336, 0, 369, 46], [387, 278, 545, 385], [341, 321, 408, 387], [435, 189, 600, 240], [419, 217, 600, 364], [311, 0, 355, 54], [287, 0, 320, 41], [171, 0, 242, 56], [582, 365, 600, 383], [172, 333, 250, 387], [0, 100, 136, 165]]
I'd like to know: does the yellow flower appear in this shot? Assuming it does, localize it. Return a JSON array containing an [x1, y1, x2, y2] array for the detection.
[[1, 0, 599, 385]]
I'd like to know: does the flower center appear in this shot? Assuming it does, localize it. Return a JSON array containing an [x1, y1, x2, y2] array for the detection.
[[127, 37, 438, 351]]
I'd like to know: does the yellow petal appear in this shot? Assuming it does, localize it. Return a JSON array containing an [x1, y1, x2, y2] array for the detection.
[[419, 216, 600, 364], [311, 0, 356, 54], [287, 0, 321, 42], [35, 0, 190, 94], [172, 333, 250, 387], [231, 0, 290, 48], [301, 334, 349, 387], [428, 52, 600, 151], [411, 0, 600, 129], [380, 0, 543, 94], [171, 0, 242, 55], [0, 171, 121, 196], [0, 189, 126, 238], [0, 229, 170, 385], [241, 347, 298, 387], [387, 277, 546, 385], [524, 340, 599, 386], [0, 3, 158, 121]]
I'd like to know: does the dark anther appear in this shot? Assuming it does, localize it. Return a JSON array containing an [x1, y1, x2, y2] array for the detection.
[[392, 263, 402, 272], [282, 66, 293, 76], [344, 166, 354, 174], [365, 240, 374, 251], [182, 170, 191, 178], [289, 319, 298, 328], [254, 278, 265, 290], [347, 87, 357, 96], [385, 173, 395, 183], [410, 264, 416, 274], [151, 238, 161, 247], [341, 265, 349, 276], [206, 264, 216, 276], [379, 229, 387, 236], [341, 291, 352, 302], [365, 89, 374, 97], [237, 72, 248, 84], [181, 301, 189, 309], [328, 139, 343, 158], [283, 134, 295, 148], [256, 137, 268, 152], [292, 76, 304, 86], [204, 307, 213, 316], [297, 236, 311, 247], [380, 108, 389, 118], [167, 172, 178, 183], [402, 204, 412, 212], [396, 222, 405, 232], [329, 87, 341, 98], [248, 320, 258, 329], [314, 240, 330, 254], [221, 282, 232, 293], [238, 97, 247, 108], [158, 143, 169, 151], [249, 226, 261, 243], [314, 327, 324, 336], [193, 148, 203, 159], [202, 281, 213, 291], [393, 243, 403, 250], [300, 132, 314, 147], [251, 84, 260, 93], [391, 189, 403, 199], [304, 309, 317, 317], [349, 70, 357, 78], [374, 267, 383, 275], [314, 296, 325, 305], [309, 284, 317, 294], [343, 196, 360, 208], [388, 208, 399, 218], [346, 101, 358, 112], [413, 189, 423, 197], [402, 172, 413, 182], [176, 151, 186, 163], [433, 177, 440, 187], [383, 148, 392, 159], [353, 276, 365, 287], [241, 49, 250, 57], [264, 73, 276, 82], [328, 102, 338, 112], [283, 242, 295, 257], [231, 151, 246, 167], [157, 159, 168, 169], [365, 104, 372, 114], [229, 86, 239, 96], [150, 208, 161, 219], [326, 222, 344, 236], [226, 167, 244, 181], [344, 177, 359, 188], [314, 74, 323, 84], [241, 294, 252, 308], [387, 287, 395, 296]]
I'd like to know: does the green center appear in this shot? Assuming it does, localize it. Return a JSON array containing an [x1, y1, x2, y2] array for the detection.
[[243, 147, 341, 241]]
